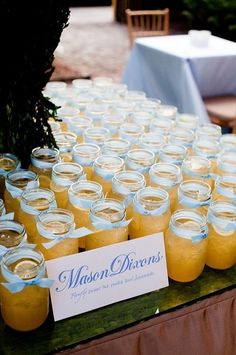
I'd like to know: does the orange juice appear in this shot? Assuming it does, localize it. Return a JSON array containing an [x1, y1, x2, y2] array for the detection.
[[206, 201, 236, 269], [182, 156, 214, 189], [68, 116, 93, 143], [0, 248, 50, 331], [149, 163, 182, 211], [164, 210, 208, 282], [4, 169, 39, 220], [29, 147, 60, 188], [125, 149, 155, 184], [72, 143, 100, 180], [85, 199, 128, 250], [192, 138, 220, 173], [129, 187, 171, 239], [17, 188, 56, 244], [92, 155, 124, 195], [50, 162, 84, 208], [66, 180, 103, 249], [212, 175, 236, 203], [54, 131, 77, 162]]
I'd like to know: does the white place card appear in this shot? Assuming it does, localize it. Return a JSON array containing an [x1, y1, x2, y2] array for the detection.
[[46, 233, 169, 321]]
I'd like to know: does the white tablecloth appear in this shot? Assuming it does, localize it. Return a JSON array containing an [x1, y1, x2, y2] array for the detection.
[[122, 35, 236, 122]]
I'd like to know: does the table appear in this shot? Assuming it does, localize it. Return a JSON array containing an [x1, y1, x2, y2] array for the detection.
[[122, 35, 236, 123], [0, 265, 235, 354]]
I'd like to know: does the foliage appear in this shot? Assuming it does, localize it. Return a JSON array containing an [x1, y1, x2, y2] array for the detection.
[[0, 1, 70, 167], [182, 0, 236, 41]]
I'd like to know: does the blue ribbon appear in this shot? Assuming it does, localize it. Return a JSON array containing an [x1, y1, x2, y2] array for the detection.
[[178, 190, 211, 208], [37, 223, 92, 249], [182, 165, 217, 180], [1, 274, 53, 294], [134, 200, 169, 216], [90, 214, 131, 230], [170, 223, 208, 244], [0, 212, 14, 221], [5, 179, 39, 199], [215, 177, 236, 202], [20, 199, 57, 216], [207, 208, 236, 232], [149, 174, 178, 188]]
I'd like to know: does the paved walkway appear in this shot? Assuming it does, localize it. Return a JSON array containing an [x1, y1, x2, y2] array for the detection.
[[53, 6, 130, 82]]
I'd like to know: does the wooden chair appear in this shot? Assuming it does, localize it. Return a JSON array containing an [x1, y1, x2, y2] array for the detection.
[[126, 8, 170, 47], [203, 95, 236, 133]]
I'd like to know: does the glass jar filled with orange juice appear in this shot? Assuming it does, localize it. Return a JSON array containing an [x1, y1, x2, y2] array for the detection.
[[36, 208, 91, 260], [85, 103, 108, 127], [50, 162, 84, 208], [192, 139, 220, 172], [150, 116, 173, 136], [212, 175, 236, 203], [18, 188, 56, 244], [195, 123, 222, 141], [220, 133, 236, 151], [0, 153, 20, 199], [86, 199, 129, 250], [56, 106, 80, 131], [155, 104, 177, 121], [119, 122, 144, 148], [83, 127, 110, 146], [164, 209, 208, 282], [159, 144, 187, 166], [0, 220, 28, 261], [168, 127, 195, 153], [102, 113, 126, 138], [66, 180, 103, 249], [4, 169, 39, 219], [54, 132, 77, 162], [130, 111, 154, 133], [216, 151, 236, 176], [111, 171, 146, 219], [206, 201, 236, 270], [175, 113, 199, 131], [175, 180, 211, 215], [0, 247, 52, 331], [72, 143, 100, 180], [149, 163, 182, 211], [68, 116, 93, 143], [102, 138, 130, 158], [182, 156, 214, 189], [92, 155, 124, 195], [139, 132, 166, 155], [129, 187, 171, 239], [30, 147, 60, 188], [125, 149, 155, 183]]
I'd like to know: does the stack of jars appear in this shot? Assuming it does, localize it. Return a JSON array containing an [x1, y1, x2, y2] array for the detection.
[[0, 76, 235, 332]]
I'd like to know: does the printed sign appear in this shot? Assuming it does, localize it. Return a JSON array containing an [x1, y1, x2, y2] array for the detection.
[[46, 233, 169, 321]]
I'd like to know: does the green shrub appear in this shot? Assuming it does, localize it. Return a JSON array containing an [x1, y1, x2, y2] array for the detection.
[[182, 0, 236, 41]]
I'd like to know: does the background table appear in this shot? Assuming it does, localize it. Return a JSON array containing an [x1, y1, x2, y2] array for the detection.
[[123, 35, 236, 122], [0, 265, 235, 354]]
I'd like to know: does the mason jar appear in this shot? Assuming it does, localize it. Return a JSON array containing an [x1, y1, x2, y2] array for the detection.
[[56, 106, 80, 131], [220, 133, 236, 151], [0, 247, 52, 331], [68, 116, 93, 143], [130, 111, 154, 132], [175, 113, 199, 131], [83, 127, 110, 146], [124, 90, 146, 102], [129, 187, 171, 239], [192, 139, 220, 172], [206, 201, 236, 269], [138, 132, 166, 156], [118, 122, 144, 147], [182, 156, 214, 189], [159, 144, 187, 166], [85, 103, 108, 127], [54, 132, 77, 162], [168, 127, 195, 153], [149, 163, 182, 211], [216, 151, 236, 176], [72, 78, 92, 91], [111, 171, 146, 219], [155, 104, 178, 121], [125, 149, 155, 183], [48, 121, 61, 135], [150, 116, 173, 136], [0, 153, 20, 199], [102, 138, 130, 158], [164, 210, 208, 282], [36, 209, 79, 260], [136, 98, 161, 113], [72, 143, 100, 180], [66, 181, 103, 249], [86, 199, 129, 250], [175, 180, 211, 215], [212, 175, 236, 203], [4, 169, 39, 219], [0, 220, 27, 262], [196, 123, 222, 141], [92, 155, 124, 195], [102, 113, 126, 138], [30, 147, 60, 188]]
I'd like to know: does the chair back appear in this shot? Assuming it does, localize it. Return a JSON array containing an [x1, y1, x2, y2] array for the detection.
[[126, 8, 170, 47]]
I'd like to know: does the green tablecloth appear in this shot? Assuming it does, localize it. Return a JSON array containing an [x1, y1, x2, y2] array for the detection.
[[0, 265, 235, 355]]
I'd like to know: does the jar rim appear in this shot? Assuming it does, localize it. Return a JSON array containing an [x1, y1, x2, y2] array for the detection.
[[6, 169, 38, 187]]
